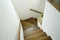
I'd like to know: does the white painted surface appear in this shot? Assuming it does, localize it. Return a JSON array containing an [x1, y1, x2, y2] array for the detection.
[[42, 1, 60, 40], [20, 22, 24, 40], [37, 20, 42, 29], [12, 0, 45, 20], [0, 0, 20, 40]]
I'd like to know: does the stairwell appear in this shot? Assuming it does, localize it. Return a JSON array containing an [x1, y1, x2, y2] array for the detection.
[[21, 18, 52, 40]]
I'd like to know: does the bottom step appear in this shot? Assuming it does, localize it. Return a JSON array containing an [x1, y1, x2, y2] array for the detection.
[[25, 32, 47, 40], [39, 36, 52, 40]]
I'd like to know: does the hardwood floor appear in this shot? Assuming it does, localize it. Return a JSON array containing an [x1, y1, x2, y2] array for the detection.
[[21, 18, 52, 40], [48, 0, 60, 11]]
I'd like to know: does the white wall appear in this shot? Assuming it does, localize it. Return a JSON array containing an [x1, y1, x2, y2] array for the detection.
[[0, 0, 20, 40], [42, 1, 60, 40], [12, 0, 45, 20]]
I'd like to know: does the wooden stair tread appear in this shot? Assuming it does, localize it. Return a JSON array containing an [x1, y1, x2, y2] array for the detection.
[[21, 20, 33, 27], [25, 32, 47, 40], [24, 26, 40, 34], [24, 29, 43, 37], [21, 20, 37, 30], [24, 18, 37, 25], [24, 29, 43, 36], [39, 36, 52, 40]]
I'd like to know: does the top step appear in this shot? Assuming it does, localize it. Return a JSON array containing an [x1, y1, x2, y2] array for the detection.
[[24, 18, 37, 25]]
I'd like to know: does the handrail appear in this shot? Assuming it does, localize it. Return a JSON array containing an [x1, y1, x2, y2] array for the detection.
[[30, 9, 43, 14]]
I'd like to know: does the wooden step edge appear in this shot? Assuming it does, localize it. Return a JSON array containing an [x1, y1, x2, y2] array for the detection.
[[24, 17, 37, 21], [25, 20, 37, 25], [21, 18, 37, 25], [39, 36, 52, 40], [23, 26, 39, 31], [24, 30, 43, 37], [24, 29, 43, 36], [21, 20, 37, 27], [21, 21, 36, 29], [23, 25, 40, 32], [25, 32, 47, 40], [20, 20, 34, 25]]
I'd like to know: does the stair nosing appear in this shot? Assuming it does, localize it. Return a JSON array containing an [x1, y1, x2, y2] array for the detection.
[[24, 29, 43, 36], [25, 32, 47, 40]]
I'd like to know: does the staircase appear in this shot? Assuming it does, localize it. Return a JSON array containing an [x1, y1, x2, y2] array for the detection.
[[21, 18, 52, 40]]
